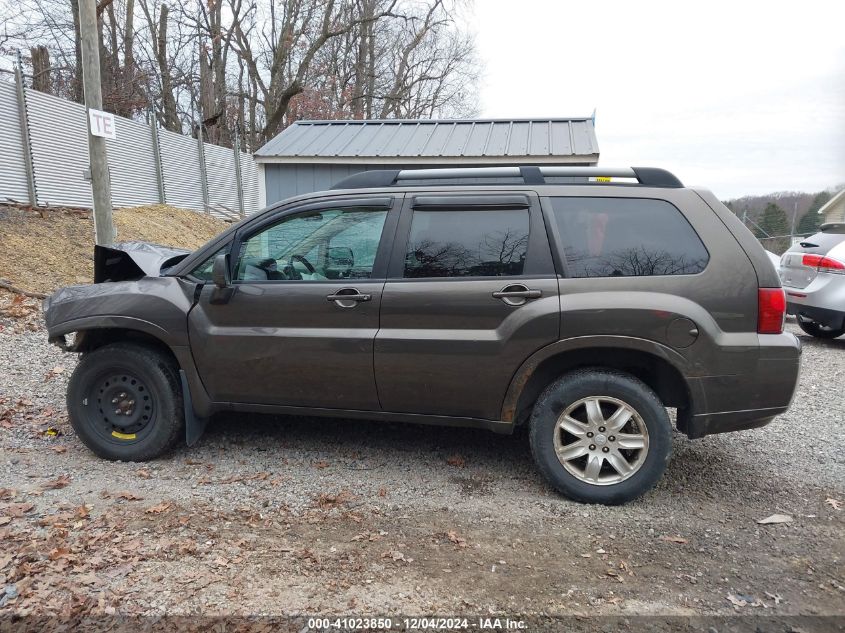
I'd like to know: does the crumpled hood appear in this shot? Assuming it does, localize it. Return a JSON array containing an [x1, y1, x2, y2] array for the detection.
[[94, 241, 191, 283]]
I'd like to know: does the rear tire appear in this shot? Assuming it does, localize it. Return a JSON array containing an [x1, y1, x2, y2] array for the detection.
[[67, 343, 184, 461], [797, 317, 845, 339], [529, 369, 672, 505]]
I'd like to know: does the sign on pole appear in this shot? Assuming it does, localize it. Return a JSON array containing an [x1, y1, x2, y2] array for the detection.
[[88, 108, 116, 139]]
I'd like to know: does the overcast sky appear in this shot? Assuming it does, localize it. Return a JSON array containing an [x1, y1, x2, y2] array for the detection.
[[471, 0, 845, 199]]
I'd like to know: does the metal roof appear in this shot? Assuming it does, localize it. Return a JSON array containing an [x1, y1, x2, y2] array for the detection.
[[254, 118, 599, 164]]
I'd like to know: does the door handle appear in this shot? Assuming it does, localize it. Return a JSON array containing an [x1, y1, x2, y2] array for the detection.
[[326, 288, 371, 306], [492, 289, 542, 299], [492, 284, 542, 306]]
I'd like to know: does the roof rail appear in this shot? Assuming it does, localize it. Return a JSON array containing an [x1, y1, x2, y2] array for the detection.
[[330, 166, 683, 190]]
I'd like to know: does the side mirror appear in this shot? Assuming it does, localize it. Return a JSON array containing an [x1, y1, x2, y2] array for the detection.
[[212, 254, 230, 289]]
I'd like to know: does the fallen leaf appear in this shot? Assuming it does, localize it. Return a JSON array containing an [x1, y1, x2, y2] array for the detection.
[[0, 517, 10, 526], [660, 535, 688, 544], [377, 487, 387, 497], [446, 454, 466, 468], [116, 491, 144, 501], [49, 547, 72, 561], [605, 569, 623, 582], [446, 530, 467, 548], [75, 505, 90, 519], [3, 502, 35, 517], [313, 460, 329, 469], [44, 366, 65, 380], [145, 502, 173, 514], [41, 475, 71, 490], [825, 498, 842, 511], [727, 594, 748, 608], [383, 550, 412, 563], [315, 490, 352, 509], [51, 446, 67, 454], [757, 513, 792, 525]]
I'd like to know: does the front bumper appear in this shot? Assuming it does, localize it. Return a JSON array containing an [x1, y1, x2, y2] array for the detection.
[[681, 332, 802, 439]]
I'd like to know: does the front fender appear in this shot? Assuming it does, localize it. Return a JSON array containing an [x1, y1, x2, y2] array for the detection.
[[44, 277, 195, 348]]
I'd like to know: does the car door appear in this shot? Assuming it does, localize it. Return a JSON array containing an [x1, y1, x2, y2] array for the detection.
[[188, 195, 401, 410], [374, 192, 560, 420]]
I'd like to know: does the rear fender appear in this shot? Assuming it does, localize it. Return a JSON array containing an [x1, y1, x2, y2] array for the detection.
[[500, 335, 701, 423]]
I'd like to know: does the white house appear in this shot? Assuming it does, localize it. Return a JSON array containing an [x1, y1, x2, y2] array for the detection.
[[818, 188, 845, 224]]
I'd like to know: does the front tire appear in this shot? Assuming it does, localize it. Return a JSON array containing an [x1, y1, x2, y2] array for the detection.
[[529, 369, 672, 504], [796, 317, 845, 339], [67, 343, 184, 461]]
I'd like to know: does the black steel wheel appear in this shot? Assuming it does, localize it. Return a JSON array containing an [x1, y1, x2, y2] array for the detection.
[[68, 342, 184, 461], [90, 370, 156, 444]]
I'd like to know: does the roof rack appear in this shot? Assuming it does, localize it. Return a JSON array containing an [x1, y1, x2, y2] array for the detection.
[[330, 166, 683, 190]]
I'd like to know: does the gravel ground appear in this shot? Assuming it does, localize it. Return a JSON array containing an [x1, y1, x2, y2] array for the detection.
[[1, 302, 843, 628]]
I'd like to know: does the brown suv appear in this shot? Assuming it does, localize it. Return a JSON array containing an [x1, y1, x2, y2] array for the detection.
[[43, 166, 802, 504]]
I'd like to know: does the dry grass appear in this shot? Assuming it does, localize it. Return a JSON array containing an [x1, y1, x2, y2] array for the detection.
[[0, 204, 228, 294]]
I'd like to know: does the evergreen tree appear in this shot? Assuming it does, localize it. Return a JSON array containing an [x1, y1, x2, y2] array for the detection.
[[797, 191, 832, 235], [755, 203, 789, 238]]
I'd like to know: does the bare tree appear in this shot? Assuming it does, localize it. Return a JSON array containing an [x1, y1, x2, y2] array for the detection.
[[1, 0, 481, 148]]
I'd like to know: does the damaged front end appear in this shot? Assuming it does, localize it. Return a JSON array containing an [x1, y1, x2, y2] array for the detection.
[[42, 240, 215, 449], [94, 241, 191, 283], [43, 242, 198, 353]]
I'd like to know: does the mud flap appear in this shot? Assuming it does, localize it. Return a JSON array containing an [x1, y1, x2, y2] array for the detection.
[[180, 370, 208, 447]]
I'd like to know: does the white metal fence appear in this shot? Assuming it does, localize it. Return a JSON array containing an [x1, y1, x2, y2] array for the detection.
[[0, 78, 260, 218]]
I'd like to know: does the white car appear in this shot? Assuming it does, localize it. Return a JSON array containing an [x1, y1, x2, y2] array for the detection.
[[779, 224, 845, 339]]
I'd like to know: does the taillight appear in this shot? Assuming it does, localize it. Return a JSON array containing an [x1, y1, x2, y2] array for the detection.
[[802, 253, 845, 273], [758, 288, 786, 334]]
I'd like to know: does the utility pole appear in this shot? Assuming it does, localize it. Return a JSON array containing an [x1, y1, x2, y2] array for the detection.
[[79, 0, 115, 244]]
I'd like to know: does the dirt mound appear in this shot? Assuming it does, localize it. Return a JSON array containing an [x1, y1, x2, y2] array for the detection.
[[0, 204, 228, 294]]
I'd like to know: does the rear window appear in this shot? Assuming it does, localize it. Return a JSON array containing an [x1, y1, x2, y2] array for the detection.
[[550, 197, 709, 278], [791, 231, 845, 253]]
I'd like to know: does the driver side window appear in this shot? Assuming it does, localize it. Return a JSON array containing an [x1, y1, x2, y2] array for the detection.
[[235, 207, 388, 282]]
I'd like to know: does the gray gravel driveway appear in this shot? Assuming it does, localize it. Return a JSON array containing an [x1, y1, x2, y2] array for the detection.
[[1, 311, 843, 624]]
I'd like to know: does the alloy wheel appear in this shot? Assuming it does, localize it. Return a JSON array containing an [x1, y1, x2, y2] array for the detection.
[[553, 396, 649, 485]]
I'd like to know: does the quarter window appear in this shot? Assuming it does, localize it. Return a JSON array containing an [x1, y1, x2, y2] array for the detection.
[[235, 208, 388, 281], [550, 197, 709, 278], [190, 247, 225, 281], [403, 209, 530, 278]]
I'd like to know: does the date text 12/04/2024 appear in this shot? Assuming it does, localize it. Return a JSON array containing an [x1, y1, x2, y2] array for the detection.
[[306, 617, 527, 630]]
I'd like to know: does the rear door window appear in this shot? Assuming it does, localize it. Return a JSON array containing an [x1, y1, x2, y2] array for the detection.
[[550, 197, 709, 278], [403, 209, 530, 278]]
